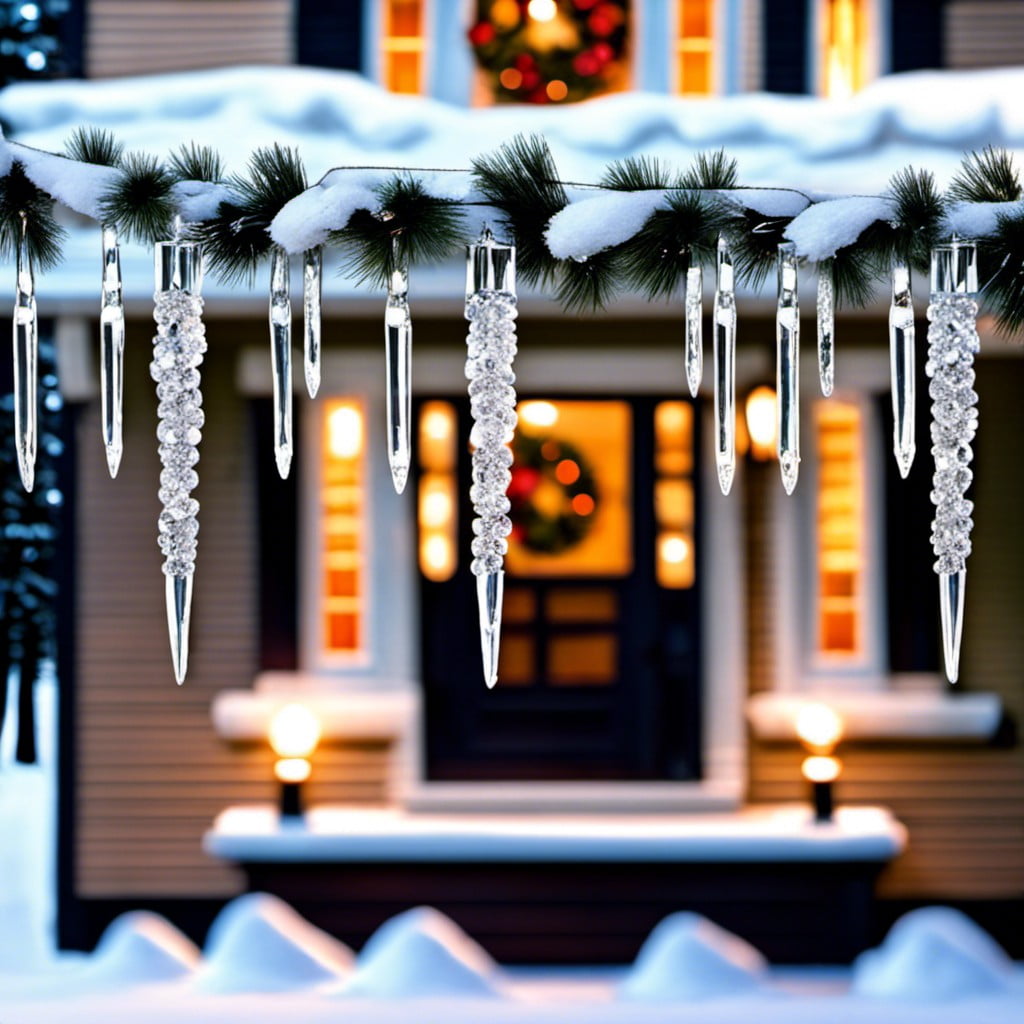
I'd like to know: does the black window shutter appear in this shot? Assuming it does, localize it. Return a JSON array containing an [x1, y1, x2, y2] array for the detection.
[[296, 0, 364, 71], [890, 0, 945, 73], [762, 0, 809, 93]]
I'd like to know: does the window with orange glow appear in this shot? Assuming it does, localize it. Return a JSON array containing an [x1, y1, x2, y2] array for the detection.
[[382, 0, 426, 94], [654, 401, 696, 588], [676, 0, 715, 95], [417, 401, 458, 581], [815, 400, 865, 657], [823, 0, 867, 98], [320, 400, 366, 657]]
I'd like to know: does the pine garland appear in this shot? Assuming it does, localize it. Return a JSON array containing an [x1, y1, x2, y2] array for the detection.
[[1, 130, 1023, 331]]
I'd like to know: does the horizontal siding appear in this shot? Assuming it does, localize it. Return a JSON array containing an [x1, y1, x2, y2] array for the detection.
[[750, 359, 1024, 899], [945, 2, 1024, 68], [74, 323, 389, 899], [86, 1, 293, 78]]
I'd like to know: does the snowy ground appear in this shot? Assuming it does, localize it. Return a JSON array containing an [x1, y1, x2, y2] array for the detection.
[[2, 896, 1022, 1023]]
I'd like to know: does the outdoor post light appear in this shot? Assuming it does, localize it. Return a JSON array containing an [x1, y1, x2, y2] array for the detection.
[[268, 703, 322, 820], [744, 385, 778, 461], [795, 702, 844, 824]]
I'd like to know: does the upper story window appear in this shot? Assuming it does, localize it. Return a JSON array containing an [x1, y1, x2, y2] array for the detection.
[[675, 0, 716, 95], [382, 0, 428, 94], [820, 0, 875, 98]]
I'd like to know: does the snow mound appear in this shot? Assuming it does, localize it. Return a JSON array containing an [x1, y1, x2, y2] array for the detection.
[[546, 190, 666, 260], [342, 906, 500, 998], [195, 892, 354, 993], [852, 907, 1014, 1001], [620, 912, 768, 1001], [82, 911, 199, 985], [785, 196, 896, 261]]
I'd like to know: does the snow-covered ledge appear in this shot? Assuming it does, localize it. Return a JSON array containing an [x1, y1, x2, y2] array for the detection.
[[747, 690, 1004, 742], [204, 804, 906, 863]]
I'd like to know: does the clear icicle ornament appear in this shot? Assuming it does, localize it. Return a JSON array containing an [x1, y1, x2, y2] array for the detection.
[[100, 223, 126, 477], [13, 212, 37, 492], [685, 261, 703, 397], [816, 257, 835, 397], [776, 242, 800, 495], [465, 231, 517, 689], [713, 236, 737, 495], [269, 245, 293, 479], [889, 261, 917, 479], [926, 239, 979, 685], [385, 236, 412, 494], [303, 246, 322, 399], [151, 238, 206, 685]]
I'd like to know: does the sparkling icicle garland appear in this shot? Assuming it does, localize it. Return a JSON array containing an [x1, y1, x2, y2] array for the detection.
[[100, 223, 126, 478], [465, 230, 518, 689], [13, 213, 38, 493], [303, 247, 322, 399], [926, 240, 979, 685], [713, 235, 736, 496], [685, 262, 703, 397], [385, 237, 412, 494], [816, 258, 835, 397], [151, 239, 206, 684], [776, 242, 800, 495], [269, 245, 293, 479], [889, 262, 916, 479]]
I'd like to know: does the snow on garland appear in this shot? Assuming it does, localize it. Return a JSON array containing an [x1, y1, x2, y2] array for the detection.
[[0, 130, 1021, 688]]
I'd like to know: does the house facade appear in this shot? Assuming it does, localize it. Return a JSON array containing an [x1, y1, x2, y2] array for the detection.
[[8, 0, 1023, 957]]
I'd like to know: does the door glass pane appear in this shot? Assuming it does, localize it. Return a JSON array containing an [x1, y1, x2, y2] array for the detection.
[[506, 400, 632, 577]]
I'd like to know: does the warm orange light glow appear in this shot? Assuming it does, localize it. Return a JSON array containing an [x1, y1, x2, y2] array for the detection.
[[824, 0, 865, 99], [519, 400, 559, 428], [745, 386, 777, 460], [546, 79, 569, 101], [420, 533, 455, 580], [274, 757, 312, 784], [268, 704, 322, 759], [676, 0, 716, 96], [500, 67, 523, 90], [795, 702, 844, 751], [382, 0, 425, 95], [572, 493, 595, 516], [801, 754, 842, 783], [418, 402, 458, 582], [660, 533, 690, 565], [327, 403, 363, 459], [491, 0, 521, 29], [527, 0, 557, 21], [556, 459, 581, 485]]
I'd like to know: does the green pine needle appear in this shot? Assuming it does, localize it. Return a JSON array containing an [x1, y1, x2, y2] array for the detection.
[[679, 149, 739, 190], [98, 152, 177, 243], [948, 147, 1022, 204], [196, 144, 307, 284], [600, 155, 676, 191], [168, 143, 225, 184], [981, 210, 1024, 334], [731, 208, 792, 288], [0, 162, 67, 271], [332, 175, 467, 289], [618, 191, 734, 300], [887, 166, 945, 272], [62, 126, 124, 168], [472, 134, 567, 286], [556, 247, 624, 313]]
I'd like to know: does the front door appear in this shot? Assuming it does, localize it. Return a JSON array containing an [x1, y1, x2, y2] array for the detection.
[[416, 395, 701, 781]]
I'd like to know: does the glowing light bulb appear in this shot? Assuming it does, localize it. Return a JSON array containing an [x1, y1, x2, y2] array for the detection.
[[527, 0, 557, 22], [268, 703, 322, 759], [519, 400, 559, 427], [801, 754, 841, 783], [795, 702, 844, 751], [745, 386, 777, 460], [327, 404, 362, 459]]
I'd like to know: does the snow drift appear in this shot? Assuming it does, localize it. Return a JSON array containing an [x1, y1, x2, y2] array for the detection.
[[852, 906, 1015, 1000], [194, 892, 354, 993], [341, 906, 501, 998], [619, 911, 769, 1001]]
